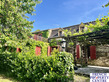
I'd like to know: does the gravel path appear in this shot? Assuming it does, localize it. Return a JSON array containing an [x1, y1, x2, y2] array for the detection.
[[75, 65, 109, 76]]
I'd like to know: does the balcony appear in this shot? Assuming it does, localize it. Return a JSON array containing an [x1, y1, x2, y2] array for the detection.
[[33, 34, 48, 42]]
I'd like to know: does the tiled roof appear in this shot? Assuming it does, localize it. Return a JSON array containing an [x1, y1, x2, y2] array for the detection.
[[32, 20, 99, 38]]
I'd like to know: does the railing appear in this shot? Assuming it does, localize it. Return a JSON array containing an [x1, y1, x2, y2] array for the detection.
[[33, 35, 48, 42]]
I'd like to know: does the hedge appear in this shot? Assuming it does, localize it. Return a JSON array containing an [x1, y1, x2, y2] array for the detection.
[[0, 38, 49, 56], [0, 52, 74, 82]]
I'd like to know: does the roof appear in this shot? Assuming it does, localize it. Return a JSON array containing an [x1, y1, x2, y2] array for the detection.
[[32, 20, 99, 38], [49, 29, 59, 38], [32, 27, 60, 34], [32, 29, 49, 34]]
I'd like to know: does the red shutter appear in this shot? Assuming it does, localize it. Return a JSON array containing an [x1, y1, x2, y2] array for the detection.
[[76, 45, 80, 59], [16, 48, 21, 52], [90, 46, 96, 59], [47, 46, 51, 56], [35, 46, 41, 56]]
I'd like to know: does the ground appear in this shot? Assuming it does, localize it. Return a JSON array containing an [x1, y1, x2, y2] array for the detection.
[[0, 74, 89, 82], [0, 74, 18, 82], [74, 75, 90, 82]]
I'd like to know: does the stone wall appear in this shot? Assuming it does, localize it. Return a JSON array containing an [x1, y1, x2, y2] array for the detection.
[[96, 45, 109, 57], [88, 45, 109, 67]]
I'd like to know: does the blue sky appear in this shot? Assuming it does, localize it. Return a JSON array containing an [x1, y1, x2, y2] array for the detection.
[[27, 0, 109, 32]]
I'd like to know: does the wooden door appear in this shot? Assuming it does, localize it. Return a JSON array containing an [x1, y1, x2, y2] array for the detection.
[[76, 45, 80, 59], [90, 46, 96, 59]]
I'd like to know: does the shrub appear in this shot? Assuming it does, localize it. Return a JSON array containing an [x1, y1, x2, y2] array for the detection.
[[0, 52, 74, 82], [51, 48, 59, 55]]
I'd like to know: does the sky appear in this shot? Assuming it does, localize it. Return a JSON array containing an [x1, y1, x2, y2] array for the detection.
[[27, 0, 109, 32]]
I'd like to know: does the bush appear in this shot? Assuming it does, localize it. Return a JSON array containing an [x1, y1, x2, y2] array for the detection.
[[0, 52, 74, 82], [51, 48, 59, 55]]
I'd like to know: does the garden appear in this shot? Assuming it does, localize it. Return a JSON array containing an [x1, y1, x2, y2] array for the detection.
[[0, 0, 74, 82], [0, 0, 109, 82]]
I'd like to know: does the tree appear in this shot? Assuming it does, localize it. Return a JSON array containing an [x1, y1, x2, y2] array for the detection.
[[35, 29, 40, 32], [0, 0, 41, 53], [102, 2, 109, 7]]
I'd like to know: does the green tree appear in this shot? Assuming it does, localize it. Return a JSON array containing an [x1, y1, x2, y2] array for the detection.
[[103, 2, 109, 7], [0, 0, 41, 53], [35, 29, 40, 32]]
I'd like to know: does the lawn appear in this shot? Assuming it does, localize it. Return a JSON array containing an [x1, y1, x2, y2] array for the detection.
[[74, 75, 90, 82], [0, 73, 19, 82], [0, 73, 90, 82]]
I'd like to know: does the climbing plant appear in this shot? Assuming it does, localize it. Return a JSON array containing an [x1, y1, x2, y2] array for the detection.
[[49, 39, 62, 47], [42, 30, 49, 38]]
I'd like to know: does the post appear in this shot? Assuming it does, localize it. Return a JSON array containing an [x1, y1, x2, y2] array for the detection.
[[47, 46, 51, 56], [65, 41, 68, 52], [72, 41, 77, 66], [80, 44, 83, 67], [83, 45, 88, 66]]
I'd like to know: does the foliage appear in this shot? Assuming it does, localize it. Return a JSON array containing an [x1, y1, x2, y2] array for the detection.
[[63, 28, 84, 38], [35, 41, 49, 56], [51, 48, 59, 55], [68, 42, 74, 47], [0, 52, 74, 82], [0, 0, 41, 39], [0, 37, 48, 56], [34, 30, 49, 38], [63, 15, 109, 38], [102, 2, 109, 7], [35, 29, 40, 32], [0, 0, 41, 54], [49, 39, 57, 46], [63, 15, 109, 46], [42, 30, 49, 38], [49, 39, 62, 47], [63, 29, 72, 37]]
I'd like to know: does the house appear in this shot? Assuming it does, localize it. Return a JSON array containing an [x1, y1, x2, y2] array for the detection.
[[32, 20, 109, 67], [32, 21, 94, 53]]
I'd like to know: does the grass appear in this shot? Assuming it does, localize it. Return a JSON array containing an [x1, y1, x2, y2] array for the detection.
[[0, 71, 90, 82], [74, 74, 90, 82], [0, 72, 19, 82], [0, 74, 17, 82]]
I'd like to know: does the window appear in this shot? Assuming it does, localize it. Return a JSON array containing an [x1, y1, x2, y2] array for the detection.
[[54, 33, 58, 37], [81, 27, 84, 32], [76, 29, 79, 32], [59, 31, 62, 36], [80, 26, 84, 32]]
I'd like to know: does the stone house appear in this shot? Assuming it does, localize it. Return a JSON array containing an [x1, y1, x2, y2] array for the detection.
[[32, 20, 109, 67]]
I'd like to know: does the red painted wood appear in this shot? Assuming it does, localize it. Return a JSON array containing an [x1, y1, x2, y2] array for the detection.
[[16, 48, 21, 52], [76, 45, 80, 59], [35, 46, 41, 56], [47, 46, 51, 56], [90, 46, 96, 59]]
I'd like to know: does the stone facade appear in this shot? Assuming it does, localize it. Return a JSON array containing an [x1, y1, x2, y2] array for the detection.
[[88, 45, 109, 67]]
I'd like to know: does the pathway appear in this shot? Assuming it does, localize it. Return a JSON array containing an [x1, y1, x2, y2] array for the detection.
[[75, 65, 109, 76]]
